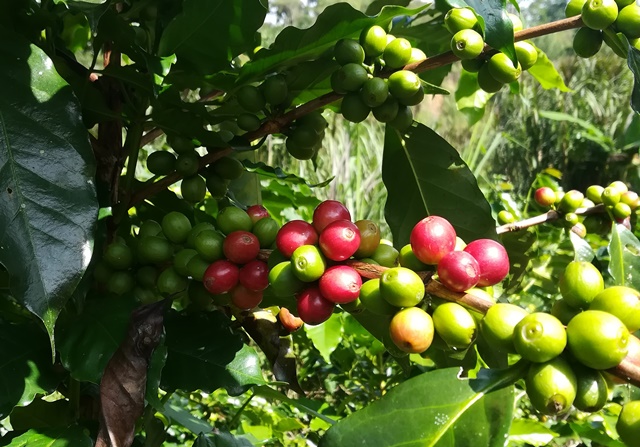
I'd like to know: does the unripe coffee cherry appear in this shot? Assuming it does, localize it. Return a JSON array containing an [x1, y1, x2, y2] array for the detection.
[[319, 219, 361, 261], [559, 261, 604, 309], [291, 245, 326, 282], [360, 25, 387, 57], [432, 302, 477, 349], [463, 239, 510, 286], [487, 52, 522, 84], [383, 37, 412, 69], [581, 0, 619, 30], [380, 266, 425, 307], [275, 220, 318, 258], [526, 357, 577, 415], [451, 29, 484, 60], [534, 187, 557, 207], [297, 287, 335, 325], [203, 260, 240, 295], [558, 189, 584, 213], [573, 27, 603, 58], [313, 200, 351, 233], [437, 251, 480, 292], [444, 7, 478, 33], [567, 310, 629, 369], [333, 38, 365, 65], [601, 185, 621, 206], [586, 184, 604, 203], [388, 307, 434, 353], [616, 401, 640, 446], [410, 215, 457, 264], [590, 286, 640, 331], [514, 41, 538, 70], [573, 367, 609, 412], [319, 265, 362, 304], [513, 312, 567, 363], [481, 303, 528, 353], [354, 220, 381, 258]]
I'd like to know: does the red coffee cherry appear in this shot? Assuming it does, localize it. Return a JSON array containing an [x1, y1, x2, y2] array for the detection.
[[437, 250, 480, 292], [319, 219, 361, 261], [297, 287, 335, 325], [410, 216, 457, 264], [534, 187, 557, 207], [275, 220, 318, 258], [223, 231, 260, 264], [313, 200, 351, 233], [231, 284, 263, 310], [246, 204, 269, 224], [238, 260, 269, 291], [319, 265, 362, 303], [463, 239, 510, 286], [203, 260, 240, 295]]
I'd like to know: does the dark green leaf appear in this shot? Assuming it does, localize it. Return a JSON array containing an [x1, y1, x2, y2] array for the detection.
[[366, 0, 412, 15], [382, 123, 496, 247], [527, 47, 570, 92], [9, 399, 73, 430], [0, 321, 60, 419], [0, 30, 97, 350], [320, 366, 520, 447], [501, 229, 535, 294], [628, 46, 640, 114], [57, 298, 138, 383], [193, 432, 253, 447], [463, 0, 517, 64], [509, 419, 558, 446], [162, 310, 267, 396], [243, 160, 333, 187], [4, 425, 93, 447], [608, 223, 640, 290], [159, 0, 267, 74], [238, 4, 426, 83], [161, 402, 213, 435]]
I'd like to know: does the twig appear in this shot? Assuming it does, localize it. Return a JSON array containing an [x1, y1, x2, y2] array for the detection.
[[496, 204, 605, 234]]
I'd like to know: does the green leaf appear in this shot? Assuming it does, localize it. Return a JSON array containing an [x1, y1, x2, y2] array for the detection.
[[159, 0, 267, 74], [9, 398, 73, 430], [570, 231, 595, 262], [538, 110, 611, 149], [0, 321, 60, 419], [366, 0, 411, 15], [254, 386, 336, 426], [0, 30, 97, 351], [608, 223, 640, 290], [238, 4, 426, 83], [4, 425, 93, 447], [509, 419, 558, 446], [57, 298, 138, 383], [464, 0, 517, 64], [304, 313, 343, 363], [382, 123, 496, 247], [243, 160, 333, 187], [455, 70, 491, 125], [628, 45, 640, 114], [320, 366, 520, 447], [161, 310, 267, 396], [569, 421, 626, 447], [161, 402, 213, 435], [527, 48, 571, 92], [193, 432, 254, 447]]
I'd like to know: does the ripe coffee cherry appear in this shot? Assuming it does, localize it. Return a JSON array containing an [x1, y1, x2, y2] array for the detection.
[[444, 7, 478, 33], [297, 287, 335, 325], [526, 357, 577, 415], [313, 200, 351, 233], [617, 401, 640, 446], [437, 251, 480, 292], [291, 245, 326, 282], [319, 265, 362, 304], [238, 260, 269, 291], [246, 204, 269, 224], [481, 303, 528, 353], [388, 307, 434, 353], [203, 260, 240, 295], [223, 231, 260, 264], [432, 302, 477, 349], [451, 29, 484, 60], [487, 53, 521, 84], [319, 220, 361, 261], [463, 239, 509, 286], [590, 286, 640, 331], [278, 307, 304, 332], [354, 220, 381, 258], [534, 187, 556, 207], [513, 313, 567, 363], [567, 310, 629, 369], [581, 0, 619, 30], [231, 284, 263, 310], [559, 261, 604, 309], [276, 220, 318, 258], [380, 266, 425, 307], [410, 216, 457, 265]]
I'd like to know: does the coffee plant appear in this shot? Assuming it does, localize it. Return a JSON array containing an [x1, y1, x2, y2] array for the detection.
[[1, 0, 640, 445]]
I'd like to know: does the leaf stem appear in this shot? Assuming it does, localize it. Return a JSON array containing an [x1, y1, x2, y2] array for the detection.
[[114, 120, 145, 223]]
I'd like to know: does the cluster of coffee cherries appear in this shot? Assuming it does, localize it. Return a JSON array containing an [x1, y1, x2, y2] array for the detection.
[[233, 74, 290, 133], [567, 0, 640, 58], [328, 25, 424, 129], [146, 134, 245, 202]]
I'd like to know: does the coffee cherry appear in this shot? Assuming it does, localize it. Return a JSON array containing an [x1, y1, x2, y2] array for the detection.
[[236, 85, 266, 113], [223, 231, 259, 265], [514, 41, 538, 70], [319, 220, 361, 261], [359, 77, 389, 108], [463, 239, 509, 287], [559, 261, 604, 309], [410, 216, 457, 265], [297, 287, 334, 325], [590, 286, 640, 331], [566, 0, 587, 16], [398, 244, 428, 271], [397, 87, 424, 107], [162, 211, 192, 244], [193, 230, 224, 262], [319, 265, 362, 304], [261, 74, 289, 106], [188, 254, 214, 281], [558, 189, 585, 213], [370, 242, 400, 267], [480, 303, 528, 353], [513, 312, 567, 363], [108, 271, 135, 295], [567, 310, 629, 369], [437, 251, 480, 292], [313, 200, 351, 233], [211, 156, 244, 180], [269, 261, 305, 297], [276, 220, 318, 258], [602, 185, 622, 206], [354, 220, 380, 258], [157, 267, 188, 296], [341, 92, 371, 123], [451, 29, 484, 60], [432, 302, 477, 349], [286, 137, 316, 161], [174, 248, 197, 277], [217, 206, 253, 234], [573, 27, 603, 58], [291, 245, 326, 282], [203, 260, 239, 295], [104, 242, 133, 270], [573, 367, 608, 412], [137, 236, 172, 264], [147, 151, 176, 175], [388, 307, 434, 353], [444, 7, 478, 34], [388, 70, 421, 100], [586, 184, 604, 203], [389, 105, 413, 131], [334, 38, 366, 65], [613, 202, 632, 219], [252, 217, 279, 249], [231, 284, 263, 310], [380, 266, 425, 307], [487, 52, 521, 84], [497, 210, 515, 224], [534, 187, 557, 207], [372, 95, 400, 122], [383, 37, 412, 69], [508, 13, 524, 32], [581, 0, 619, 30], [360, 25, 387, 57], [138, 219, 163, 239], [181, 175, 206, 203], [621, 190, 639, 208], [526, 357, 577, 415], [359, 279, 397, 315], [205, 173, 229, 199], [246, 204, 269, 225], [278, 307, 304, 332], [332, 63, 368, 93], [477, 63, 504, 93], [238, 260, 269, 291], [616, 401, 640, 446], [237, 113, 261, 132], [175, 151, 200, 177]]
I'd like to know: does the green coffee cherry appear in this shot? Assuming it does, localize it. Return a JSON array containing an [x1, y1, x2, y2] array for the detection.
[[383, 37, 413, 69], [586, 184, 604, 203], [236, 85, 266, 113], [566, 0, 587, 16], [237, 113, 261, 132], [526, 357, 577, 415], [590, 286, 640, 332], [175, 151, 200, 177], [477, 63, 504, 93], [387, 70, 421, 100], [389, 106, 413, 131], [480, 303, 529, 353], [514, 41, 538, 70], [147, 151, 176, 175], [573, 28, 603, 58], [508, 13, 524, 32], [380, 267, 425, 307], [513, 312, 567, 363], [573, 367, 609, 412], [581, 0, 619, 30], [602, 185, 621, 206], [432, 302, 477, 349], [444, 7, 478, 34], [334, 38, 366, 65], [487, 52, 522, 84], [359, 279, 397, 315], [360, 77, 389, 108], [331, 63, 369, 93], [181, 175, 206, 203], [360, 25, 387, 57], [372, 95, 400, 123], [212, 156, 244, 180], [559, 261, 604, 309], [461, 58, 484, 73], [567, 310, 629, 370], [341, 92, 371, 123], [558, 189, 584, 213], [451, 29, 485, 60], [261, 74, 289, 106]]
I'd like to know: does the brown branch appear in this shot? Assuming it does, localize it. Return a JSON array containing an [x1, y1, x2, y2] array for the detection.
[[496, 204, 605, 234]]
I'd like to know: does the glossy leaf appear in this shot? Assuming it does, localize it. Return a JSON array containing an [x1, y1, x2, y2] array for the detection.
[[0, 30, 97, 350], [608, 223, 640, 290], [10, 399, 73, 430], [57, 298, 137, 383], [320, 366, 520, 446], [159, 0, 267, 74], [161, 311, 267, 396], [243, 160, 333, 187], [455, 70, 491, 125], [570, 231, 595, 262], [304, 313, 343, 363], [527, 48, 570, 92], [4, 426, 93, 447], [193, 432, 254, 447], [238, 4, 426, 83], [509, 419, 558, 446], [382, 123, 496, 247], [628, 45, 640, 114], [0, 321, 60, 419]]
